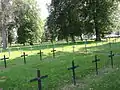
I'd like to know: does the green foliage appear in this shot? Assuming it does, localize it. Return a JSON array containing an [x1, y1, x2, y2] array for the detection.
[[7, 23, 15, 46], [12, 0, 43, 45], [46, 0, 119, 41]]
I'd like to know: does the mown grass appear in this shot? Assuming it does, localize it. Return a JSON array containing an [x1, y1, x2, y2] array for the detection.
[[0, 38, 120, 90]]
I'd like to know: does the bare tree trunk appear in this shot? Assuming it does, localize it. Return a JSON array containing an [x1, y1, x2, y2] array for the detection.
[[1, 0, 9, 49], [70, 34, 75, 43], [80, 34, 83, 41], [65, 36, 69, 44], [1, 23, 7, 49]]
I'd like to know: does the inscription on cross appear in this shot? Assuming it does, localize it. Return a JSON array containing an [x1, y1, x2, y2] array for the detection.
[[37, 50, 43, 60], [51, 47, 56, 58], [30, 70, 48, 90], [0, 55, 9, 68], [21, 52, 28, 64], [68, 60, 79, 85], [92, 55, 100, 75], [108, 51, 114, 68]]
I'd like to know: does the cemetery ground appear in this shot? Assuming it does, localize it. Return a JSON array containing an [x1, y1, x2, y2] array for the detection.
[[0, 39, 120, 90]]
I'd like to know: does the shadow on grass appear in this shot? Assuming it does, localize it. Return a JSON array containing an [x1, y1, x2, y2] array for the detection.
[[0, 40, 120, 89]]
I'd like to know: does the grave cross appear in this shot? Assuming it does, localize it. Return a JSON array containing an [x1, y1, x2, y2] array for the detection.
[[37, 50, 43, 60], [72, 46, 75, 53], [30, 70, 48, 90], [62, 44, 64, 51], [108, 51, 114, 68], [92, 55, 100, 75], [96, 41, 98, 48], [109, 42, 111, 48], [30, 46, 33, 53], [8, 48, 11, 57], [1, 55, 9, 68], [68, 60, 79, 85], [51, 47, 56, 58], [21, 52, 28, 64], [84, 39, 87, 53]]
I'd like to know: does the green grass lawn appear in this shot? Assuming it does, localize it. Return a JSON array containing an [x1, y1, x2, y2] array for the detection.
[[0, 39, 120, 90]]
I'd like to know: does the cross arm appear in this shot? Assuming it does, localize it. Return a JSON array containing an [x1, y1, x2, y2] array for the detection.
[[92, 59, 100, 63], [108, 54, 114, 57], [68, 65, 79, 70], [37, 52, 43, 54], [0, 57, 9, 60], [30, 78, 38, 82], [40, 75, 48, 79], [21, 54, 28, 57], [5, 57, 9, 59], [51, 50, 56, 52]]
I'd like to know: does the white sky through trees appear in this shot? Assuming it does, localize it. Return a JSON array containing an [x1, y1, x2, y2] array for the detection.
[[36, 0, 51, 20]]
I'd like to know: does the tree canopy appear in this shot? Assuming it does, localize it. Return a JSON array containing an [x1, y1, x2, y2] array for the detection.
[[46, 0, 119, 42], [0, 0, 44, 48]]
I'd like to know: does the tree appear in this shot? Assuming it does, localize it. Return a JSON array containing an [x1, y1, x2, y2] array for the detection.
[[0, 0, 12, 49], [12, 0, 43, 45], [47, 0, 119, 42], [7, 22, 15, 46]]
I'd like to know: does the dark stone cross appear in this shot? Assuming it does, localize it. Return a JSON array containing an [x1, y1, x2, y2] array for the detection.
[[68, 60, 79, 85], [108, 51, 114, 68], [21, 52, 28, 64], [30, 70, 48, 90], [1, 55, 9, 68], [92, 55, 100, 75], [37, 50, 43, 60], [51, 47, 56, 58]]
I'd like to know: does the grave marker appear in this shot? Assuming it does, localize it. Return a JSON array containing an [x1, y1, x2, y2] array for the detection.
[[62, 44, 64, 51], [51, 47, 56, 58], [21, 52, 28, 64], [8, 48, 11, 57], [109, 42, 111, 49], [92, 55, 100, 75], [96, 41, 98, 48], [30, 70, 48, 90], [1, 55, 9, 68], [108, 51, 114, 68], [0, 48, 2, 53], [37, 50, 43, 60], [68, 60, 79, 85], [72, 45, 75, 53], [84, 39, 87, 53], [17, 47, 20, 51], [30, 46, 33, 53]]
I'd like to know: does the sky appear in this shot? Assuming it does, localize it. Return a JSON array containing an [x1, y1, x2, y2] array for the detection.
[[36, 0, 51, 20]]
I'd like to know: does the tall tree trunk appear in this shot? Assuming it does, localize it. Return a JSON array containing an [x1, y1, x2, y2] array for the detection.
[[1, 23, 7, 49], [80, 34, 83, 41], [93, 0, 101, 41], [1, 0, 8, 49], [94, 21, 101, 41], [70, 34, 75, 43], [65, 36, 69, 44]]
